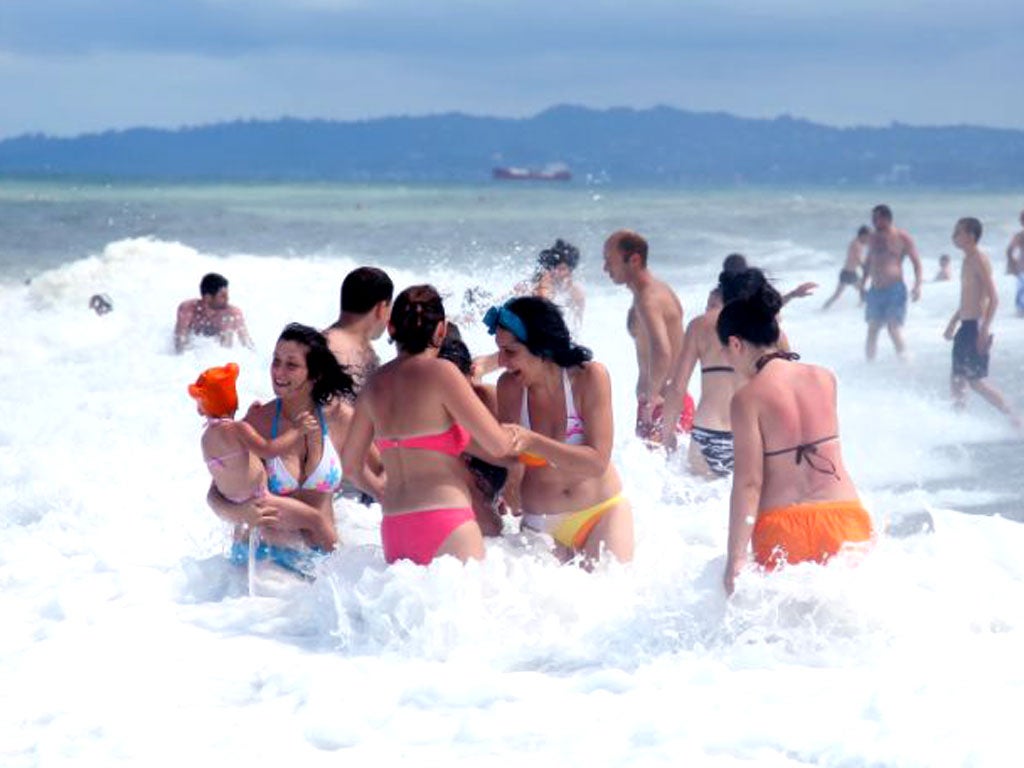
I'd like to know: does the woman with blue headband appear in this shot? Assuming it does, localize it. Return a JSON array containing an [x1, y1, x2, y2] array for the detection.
[[485, 296, 634, 565]]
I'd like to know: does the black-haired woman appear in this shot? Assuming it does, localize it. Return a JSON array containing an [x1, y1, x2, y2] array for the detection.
[[207, 323, 363, 578], [717, 269, 872, 594], [487, 296, 634, 565], [342, 285, 519, 565], [661, 268, 768, 476]]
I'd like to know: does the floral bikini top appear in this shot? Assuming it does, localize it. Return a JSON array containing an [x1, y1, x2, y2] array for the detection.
[[265, 400, 342, 494]]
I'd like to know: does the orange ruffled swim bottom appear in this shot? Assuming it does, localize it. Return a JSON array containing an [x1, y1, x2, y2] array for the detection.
[[752, 499, 873, 570]]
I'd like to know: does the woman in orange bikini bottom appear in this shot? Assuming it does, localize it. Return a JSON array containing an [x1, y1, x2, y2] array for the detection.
[[753, 499, 873, 570]]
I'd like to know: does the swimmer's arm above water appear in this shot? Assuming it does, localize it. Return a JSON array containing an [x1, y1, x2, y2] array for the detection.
[[905, 233, 924, 301], [724, 391, 763, 596], [943, 309, 961, 340], [340, 400, 387, 500], [661, 317, 702, 452], [233, 413, 318, 459], [173, 300, 196, 353]]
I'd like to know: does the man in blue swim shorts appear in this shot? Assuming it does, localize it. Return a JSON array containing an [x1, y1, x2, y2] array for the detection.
[[862, 204, 923, 361]]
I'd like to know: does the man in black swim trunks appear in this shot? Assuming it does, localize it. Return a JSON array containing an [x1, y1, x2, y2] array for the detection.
[[943, 217, 1020, 427], [823, 225, 870, 310]]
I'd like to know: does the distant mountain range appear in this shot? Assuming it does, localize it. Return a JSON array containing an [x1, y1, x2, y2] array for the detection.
[[1, 105, 1022, 186]]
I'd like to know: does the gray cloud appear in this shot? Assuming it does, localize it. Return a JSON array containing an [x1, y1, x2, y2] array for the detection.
[[1, 1, 1022, 138]]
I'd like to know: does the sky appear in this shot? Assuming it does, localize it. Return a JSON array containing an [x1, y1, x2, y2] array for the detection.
[[1, 0, 1022, 139]]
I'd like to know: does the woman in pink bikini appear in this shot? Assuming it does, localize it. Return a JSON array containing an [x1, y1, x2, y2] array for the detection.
[[487, 296, 634, 565], [342, 285, 520, 565], [207, 323, 364, 578]]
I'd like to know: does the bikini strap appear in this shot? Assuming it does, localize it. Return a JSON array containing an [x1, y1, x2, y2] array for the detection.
[[755, 350, 801, 372], [764, 435, 840, 480], [271, 398, 282, 438], [562, 369, 578, 421]]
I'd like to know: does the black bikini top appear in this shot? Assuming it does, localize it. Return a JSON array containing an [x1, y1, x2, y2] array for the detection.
[[764, 435, 840, 480], [701, 365, 734, 374], [755, 349, 840, 480]]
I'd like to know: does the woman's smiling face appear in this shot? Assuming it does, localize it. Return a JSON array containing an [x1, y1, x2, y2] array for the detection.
[[271, 339, 312, 399]]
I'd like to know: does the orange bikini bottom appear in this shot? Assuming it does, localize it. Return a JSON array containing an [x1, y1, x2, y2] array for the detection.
[[752, 499, 873, 570]]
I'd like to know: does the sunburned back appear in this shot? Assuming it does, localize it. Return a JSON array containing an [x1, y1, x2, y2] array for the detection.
[[367, 355, 472, 513], [747, 363, 858, 511]]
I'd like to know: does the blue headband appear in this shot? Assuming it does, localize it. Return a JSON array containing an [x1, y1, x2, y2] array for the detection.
[[483, 304, 528, 343]]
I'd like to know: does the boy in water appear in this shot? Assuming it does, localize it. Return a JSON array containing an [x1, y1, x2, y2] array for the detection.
[[323, 266, 394, 394], [934, 254, 953, 282], [943, 218, 1020, 427], [822, 225, 870, 310]]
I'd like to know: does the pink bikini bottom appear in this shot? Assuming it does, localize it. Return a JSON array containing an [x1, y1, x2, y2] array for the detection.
[[381, 507, 475, 565]]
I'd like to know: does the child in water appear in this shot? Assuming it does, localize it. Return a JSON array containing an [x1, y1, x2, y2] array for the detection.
[[189, 363, 316, 504]]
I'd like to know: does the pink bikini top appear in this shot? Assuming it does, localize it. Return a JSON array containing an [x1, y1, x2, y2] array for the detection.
[[375, 422, 471, 457]]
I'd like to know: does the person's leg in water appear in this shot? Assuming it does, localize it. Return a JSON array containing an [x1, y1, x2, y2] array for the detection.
[[581, 497, 634, 565], [822, 280, 846, 310], [886, 321, 907, 360], [434, 518, 486, 562], [951, 373, 968, 411], [968, 378, 1022, 428], [865, 321, 883, 361]]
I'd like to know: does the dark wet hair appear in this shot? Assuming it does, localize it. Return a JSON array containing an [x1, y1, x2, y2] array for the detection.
[[610, 230, 648, 268], [200, 273, 228, 297], [537, 239, 580, 272], [390, 284, 445, 354], [857, 225, 871, 237], [721, 253, 748, 274], [341, 266, 394, 315], [504, 296, 592, 368], [872, 204, 893, 222], [718, 267, 762, 304], [278, 322, 355, 405], [957, 217, 983, 242], [438, 335, 473, 376], [716, 268, 783, 347]]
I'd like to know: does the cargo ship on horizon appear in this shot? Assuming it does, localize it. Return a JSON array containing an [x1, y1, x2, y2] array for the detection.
[[492, 163, 571, 181]]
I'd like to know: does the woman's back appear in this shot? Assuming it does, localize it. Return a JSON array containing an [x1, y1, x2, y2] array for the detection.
[[365, 355, 474, 512], [692, 308, 739, 430], [740, 361, 857, 510]]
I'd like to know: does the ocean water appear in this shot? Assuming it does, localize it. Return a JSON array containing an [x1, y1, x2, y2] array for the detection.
[[1, 179, 1023, 766]]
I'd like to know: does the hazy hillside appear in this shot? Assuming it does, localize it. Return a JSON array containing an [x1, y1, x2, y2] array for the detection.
[[1, 105, 1022, 186]]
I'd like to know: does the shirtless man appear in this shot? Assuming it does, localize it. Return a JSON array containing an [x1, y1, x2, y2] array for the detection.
[[602, 230, 685, 442], [862, 204, 923, 360], [823, 225, 870, 310], [943, 218, 1020, 426], [323, 266, 393, 393], [1005, 209, 1024, 317], [174, 273, 253, 353]]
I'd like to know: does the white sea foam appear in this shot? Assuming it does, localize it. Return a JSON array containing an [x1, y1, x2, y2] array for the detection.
[[2, 202, 1023, 765]]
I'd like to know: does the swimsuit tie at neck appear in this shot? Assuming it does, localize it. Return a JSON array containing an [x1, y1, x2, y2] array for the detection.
[[755, 350, 801, 372]]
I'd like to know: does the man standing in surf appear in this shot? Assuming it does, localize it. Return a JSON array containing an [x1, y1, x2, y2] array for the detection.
[[943, 217, 1021, 427], [602, 230, 686, 443], [862, 204, 923, 361]]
